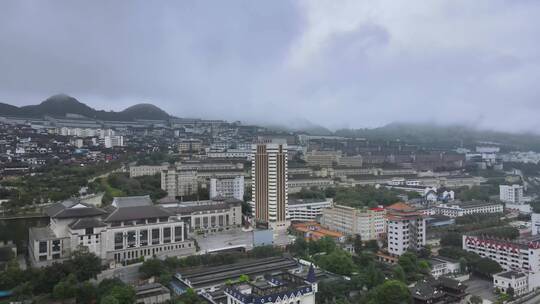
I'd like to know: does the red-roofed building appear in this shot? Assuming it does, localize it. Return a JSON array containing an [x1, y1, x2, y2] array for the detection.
[[291, 222, 345, 243]]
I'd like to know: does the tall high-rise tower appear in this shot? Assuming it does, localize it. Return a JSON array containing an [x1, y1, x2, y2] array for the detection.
[[251, 143, 289, 230]]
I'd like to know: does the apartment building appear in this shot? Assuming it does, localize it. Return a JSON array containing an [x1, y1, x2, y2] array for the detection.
[[320, 204, 386, 240], [251, 143, 289, 230], [433, 201, 504, 218], [288, 198, 333, 222], [386, 202, 426, 257], [28, 196, 195, 268], [288, 178, 334, 194], [304, 150, 341, 167], [130, 164, 168, 178], [161, 167, 198, 198], [462, 235, 540, 273], [500, 184, 524, 204], [209, 175, 244, 200]]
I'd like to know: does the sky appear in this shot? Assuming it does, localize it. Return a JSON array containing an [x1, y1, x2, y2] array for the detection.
[[1, 1, 540, 132]]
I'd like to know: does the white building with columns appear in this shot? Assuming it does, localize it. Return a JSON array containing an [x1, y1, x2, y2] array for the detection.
[[29, 195, 195, 268]]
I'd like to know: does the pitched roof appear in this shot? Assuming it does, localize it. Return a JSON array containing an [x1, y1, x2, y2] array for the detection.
[[69, 218, 107, 230], [45, 200, 107, 218], [104, 205, 173, 222], [387, 202, 416, 212]]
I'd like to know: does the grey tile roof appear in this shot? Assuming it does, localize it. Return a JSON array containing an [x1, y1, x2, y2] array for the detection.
[[105, 205, 173, 222], [45, 200, 107, 218], [69, 218, 107, 230]]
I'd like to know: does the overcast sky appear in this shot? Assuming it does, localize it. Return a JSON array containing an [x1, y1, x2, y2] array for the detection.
[[1, 1, 540, 132]]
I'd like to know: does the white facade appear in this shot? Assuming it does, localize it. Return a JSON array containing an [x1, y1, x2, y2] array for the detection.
[[288, 199, 333, 222], [103, 135, 124, 148], [130, 165, 168, 178], [462, 235, 540, 273], [320, 205, 386, 240], [288, 179, 334, 194], [387, 203, 426, 257], [28, 198, 195, 268], [433, 202, 503, 218], [500, 184, 524, 204], [209, 176, 244, 200], [493, 271, 529, 296], [161, 168, 198, 197], [429, 257, 461, 278], [532, 213, 540, 236]]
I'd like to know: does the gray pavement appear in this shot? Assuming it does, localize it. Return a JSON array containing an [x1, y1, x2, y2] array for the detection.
[[465, 277, 497, 303]]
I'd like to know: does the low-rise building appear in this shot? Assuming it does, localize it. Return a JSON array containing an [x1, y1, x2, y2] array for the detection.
[[135, 283, 171, 304], [320, 205, 386, 240], [288, 198, 332, 222], [433, 201, 503, 217], [493, 271, 528, 296], [429, 257, 460, 279], [462, 235, 540, 273], [130, 164, 168, 178], [210, 175, 244, 200], [288, 179, 334, 194], [159, 197, 242, 234], [28, 196, 195, 268], [224, 272, 317, 304], [290, 222, 345, 242]]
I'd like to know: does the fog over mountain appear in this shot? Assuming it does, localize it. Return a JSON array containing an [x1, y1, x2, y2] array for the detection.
[[1, 1, 540, 133]]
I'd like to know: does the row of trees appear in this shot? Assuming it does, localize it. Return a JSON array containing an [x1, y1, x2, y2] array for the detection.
[[0, 248, 108, 301]]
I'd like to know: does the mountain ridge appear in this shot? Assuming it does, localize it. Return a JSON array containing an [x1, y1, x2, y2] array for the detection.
[[0, 94, 172, 121]]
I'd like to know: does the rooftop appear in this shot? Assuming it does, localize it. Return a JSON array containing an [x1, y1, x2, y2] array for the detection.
[[45, 199, 107, 218], [495, 270, 527, 279]]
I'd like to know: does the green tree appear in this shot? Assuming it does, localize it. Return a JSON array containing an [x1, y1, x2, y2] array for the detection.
[[392, 265, 406, 283], [109, 285, 136, 304], [140, 258, 165, 279], [53, 274, 77, 302], [76, 281, 98, 304], [70, 247, 102, 281], [316, 250, 356, 276], [365, 263, 385, 289], [353, 234, 363, 254], [367, 280, 411, 304], [100, 295, 120, 304]]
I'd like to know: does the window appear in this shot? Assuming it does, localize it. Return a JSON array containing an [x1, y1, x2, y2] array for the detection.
[[148, 218, 157, 224], [152, 228, 160, 245], [127, 231, 136, 248], [39, 255, 47, 261], [52, 253, 61, 260], [52, 240, 61, 252], [39, 241, 47, 254], [85, 227, 94, 235], [114, 232, 124, 250], [195, 218, 201, 228], [175, 226, 183, 242], [163, 227, 171, 243], [140, 230, 148, 246]]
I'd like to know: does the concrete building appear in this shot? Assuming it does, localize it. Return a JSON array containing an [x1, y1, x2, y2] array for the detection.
[[135, 283, 171, 304], [429, 257, 460, 278], [129, 164, 168, 178], [161, 167, 198, 198], [387, 202, 426, 257], [291, 222, 345, 242], [433, 201, 504, 218], [493, 271, 528, 296], [532, 213, 540, 236], [288, 198, 333, 222], [500, 184, 524, 204], [288, 178, 334, 194], [210, 175, 244, 200], [103, 135, 124, 148], [462, 235, 540, 273], [304, 150, 341, 167], [320, 205, 386, 240], [224, 272, 317, 304], [28, 196, 195, 268], [252, 143, 289, 230], [159, 197, 242, 234]]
